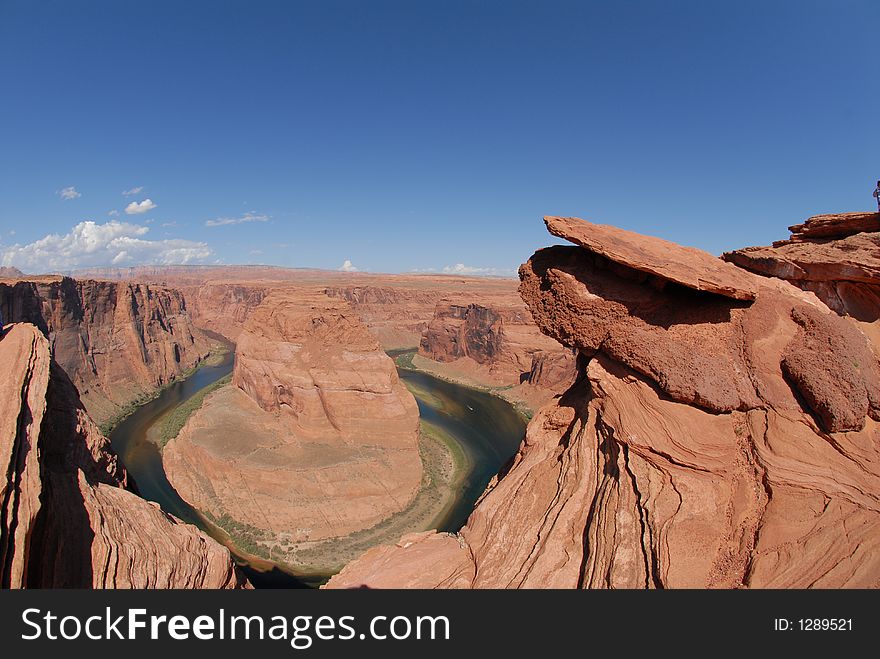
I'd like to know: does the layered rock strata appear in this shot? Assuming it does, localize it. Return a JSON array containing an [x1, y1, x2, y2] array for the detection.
[[327, 214, 880, 589], [163, 291, 422, 569], [724, 211, 880, 347], [414, 298, 577, 410], [0, 323, 247, 588], [0, 277, 213, 427]]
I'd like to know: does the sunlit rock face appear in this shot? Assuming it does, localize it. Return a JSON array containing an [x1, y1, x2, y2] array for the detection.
[[327, 214, 880, 589], [163, 290, 422, 568], [0, 323, 247, 589], [0, 276, 213, 427]]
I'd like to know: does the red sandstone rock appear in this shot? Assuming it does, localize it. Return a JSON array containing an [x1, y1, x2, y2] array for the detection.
[[526, 349, 578, 390], [327, 214, 880, 589], [787, 211, 880, 240], [414, 295, 572, 410], [162, 290, 422, 570], [544, 215, 758, 300], [0, 323, 248, 588], [723, 212, 880, 350], [0, 277, 213, 426]]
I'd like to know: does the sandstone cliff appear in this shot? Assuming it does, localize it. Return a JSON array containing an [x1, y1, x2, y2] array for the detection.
[[163, 290, 422, 571], [325, 285, 443, 349], [0, 323, 247, 588], [0, 277, 213, 427], [724, 211, 880, 348], [186, 282, 269, 342], [328, 214, 880, 589], [414, 297, 576, 411]]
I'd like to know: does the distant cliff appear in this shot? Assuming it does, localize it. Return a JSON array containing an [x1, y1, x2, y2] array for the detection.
[[413, 297, 576, 411], [0, 323, 247, 588], [0, 277, 213, 427], [324, 285, 444, 349]]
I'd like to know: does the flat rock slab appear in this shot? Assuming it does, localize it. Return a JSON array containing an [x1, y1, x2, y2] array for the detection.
[[788, 211, 880, 240], [544, 216, 758, 301]]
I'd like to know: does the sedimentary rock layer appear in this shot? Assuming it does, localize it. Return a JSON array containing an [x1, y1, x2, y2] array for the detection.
[[415, 296, 575, 410], [0, 323, 247, 588], [163, 291, 422, 566], [724, 211, 880, 349], [0, 277, 212, 426], [328, 214, 880, 589]]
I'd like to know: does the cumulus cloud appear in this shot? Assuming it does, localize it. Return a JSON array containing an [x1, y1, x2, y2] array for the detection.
[[108, 209, 119, 217], [0, 220, 213, 272], [58, 186, 81, 200], [125, 199, 157, 214], [204, 211, 269, 227], [338, 259, 358, 272], [441, 263, 516, 277], [122, 186, 144, 196]]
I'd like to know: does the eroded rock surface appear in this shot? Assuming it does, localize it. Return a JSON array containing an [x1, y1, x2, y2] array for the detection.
[[163, 291, 422, 570], [724, 212, 880, 350], [0, 277, 213, 426], [0, 323, 247, 588], [328, 214, 880, 589], [414, 296, 574, 410]]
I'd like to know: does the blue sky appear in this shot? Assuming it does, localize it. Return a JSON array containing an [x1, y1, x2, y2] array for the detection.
[[0, 0, 877, 274]]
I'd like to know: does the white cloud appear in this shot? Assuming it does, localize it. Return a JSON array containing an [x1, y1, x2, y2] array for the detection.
[[441, 263, 516, 277], [204, 211, 269, 227], [125, 199, 157, 215], [108, 209, 119, 217], [161, 221, 177, 228], [122, 186, 144, 196], [58, 186, 81, 200], [338, 259, 358, 272], [0, 220, 213, 272]]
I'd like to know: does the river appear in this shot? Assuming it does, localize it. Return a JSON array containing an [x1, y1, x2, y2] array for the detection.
[[109, 348, 526, 588]]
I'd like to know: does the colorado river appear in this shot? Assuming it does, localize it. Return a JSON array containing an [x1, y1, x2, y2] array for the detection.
[[109, 347, 526, 588]]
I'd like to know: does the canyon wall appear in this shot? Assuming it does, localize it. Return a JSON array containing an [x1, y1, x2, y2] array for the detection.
[[413, 297, 577, 411], [324, 285, 443, 349], [0, 323, 248, 588], [724, 211, 880, 348], [186, 282, 269, 341], [0, 276, 213, 427], [327, 214, 880, 589], [162, 290, 423, 571]]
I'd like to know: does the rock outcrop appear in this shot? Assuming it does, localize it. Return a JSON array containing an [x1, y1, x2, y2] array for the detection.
[[325, 285, 443, 349], [785, 211, 880, 241], [0, 266, 24, 279], [187, 282, 269, 342], [0, 323, 247, 588], [525, 349, 578, 390], [163, 290, 422, 571], [328, 214, 880, 589], [724, 211, 880, 348], [414, 297, 574, 410], [0, 277, 213, 427]]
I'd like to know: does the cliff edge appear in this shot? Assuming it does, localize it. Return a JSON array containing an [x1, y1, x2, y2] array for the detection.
[[0, 323, 247, 588], [327, 213, 880, 589]]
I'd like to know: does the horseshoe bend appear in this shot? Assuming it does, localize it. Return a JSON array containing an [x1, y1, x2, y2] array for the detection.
[[1, 211, 878, 589]]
